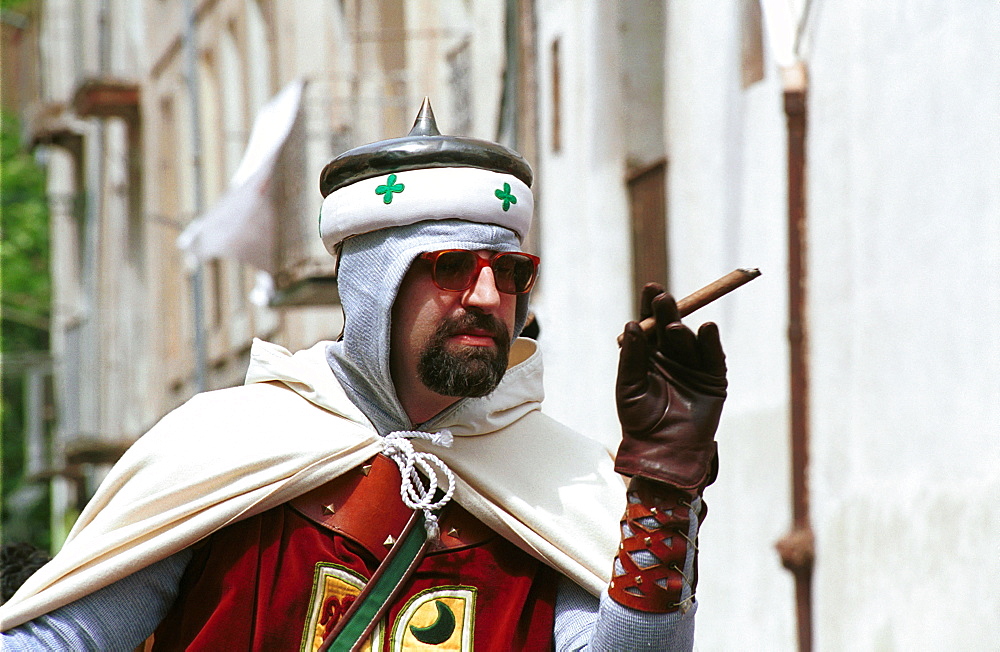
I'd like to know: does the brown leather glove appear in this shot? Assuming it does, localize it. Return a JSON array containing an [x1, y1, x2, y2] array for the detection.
[[614, 283, 728, 491]]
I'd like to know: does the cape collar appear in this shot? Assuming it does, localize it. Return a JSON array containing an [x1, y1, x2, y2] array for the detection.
[[244, 337, 544, 438]]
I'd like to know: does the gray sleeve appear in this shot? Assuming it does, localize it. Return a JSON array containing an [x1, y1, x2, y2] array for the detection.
[[553, 576, 696, 652], [1, 547, 193, 652]]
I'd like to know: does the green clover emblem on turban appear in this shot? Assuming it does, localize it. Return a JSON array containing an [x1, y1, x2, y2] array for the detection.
[[375, 174, 405, 204], [495, 182, 517, 211]]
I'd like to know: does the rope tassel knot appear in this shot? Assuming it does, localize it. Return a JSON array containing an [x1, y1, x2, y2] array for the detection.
[[382, 429, 456, 539]]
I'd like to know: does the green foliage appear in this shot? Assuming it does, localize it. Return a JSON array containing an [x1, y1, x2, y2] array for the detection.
[[1, 110, 51, 342], [0, 0, 36, 13], [1, 109, 52, 551]]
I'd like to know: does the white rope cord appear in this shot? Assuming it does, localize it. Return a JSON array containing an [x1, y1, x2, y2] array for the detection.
[[382, 429, 456, 538]]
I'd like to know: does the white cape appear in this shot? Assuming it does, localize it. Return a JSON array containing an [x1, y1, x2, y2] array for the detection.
[[1, 338, 625, 630]]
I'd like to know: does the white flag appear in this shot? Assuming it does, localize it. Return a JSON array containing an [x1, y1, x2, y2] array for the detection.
[[178, 78, 306, 273]]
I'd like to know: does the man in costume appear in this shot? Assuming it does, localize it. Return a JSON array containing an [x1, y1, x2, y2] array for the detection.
[[1, 101, 727, 650]]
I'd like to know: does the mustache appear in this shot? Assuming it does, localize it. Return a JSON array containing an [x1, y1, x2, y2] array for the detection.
[[438, 310, 509, 342]]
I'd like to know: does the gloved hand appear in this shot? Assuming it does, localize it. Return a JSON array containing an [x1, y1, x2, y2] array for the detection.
[[614, 283, 728, 491]]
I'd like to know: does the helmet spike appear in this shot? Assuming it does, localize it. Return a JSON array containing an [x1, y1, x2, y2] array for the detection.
[[319, 98, 532, 196], [408, 97, 441, 137]]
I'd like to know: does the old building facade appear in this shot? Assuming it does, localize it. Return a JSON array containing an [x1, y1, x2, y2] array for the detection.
[[7, 0, 998, 648]]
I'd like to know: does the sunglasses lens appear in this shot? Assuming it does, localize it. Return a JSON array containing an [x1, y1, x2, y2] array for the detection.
[[493, 253, 537, 294], [427, 250, 538, 294], [433, 250, 478, 291]]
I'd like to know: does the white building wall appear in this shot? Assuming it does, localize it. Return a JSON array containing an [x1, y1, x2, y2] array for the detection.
[[533, 0, 634, 444], [807, 2, 1000, 649], [662, 2, 796, 647], [537, 0, 999, 649]]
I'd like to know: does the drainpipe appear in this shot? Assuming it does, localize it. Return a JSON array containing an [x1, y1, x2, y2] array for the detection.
[[496, 0, 519, 147], [775, 60, 814, 652], [184, 0, 208, 392]]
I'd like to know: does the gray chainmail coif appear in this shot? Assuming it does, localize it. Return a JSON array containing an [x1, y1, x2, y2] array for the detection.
[[326, 219, 531, 436]]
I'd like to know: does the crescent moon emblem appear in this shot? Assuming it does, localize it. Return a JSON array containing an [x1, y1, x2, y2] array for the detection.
[[409, 599, 456, 645]]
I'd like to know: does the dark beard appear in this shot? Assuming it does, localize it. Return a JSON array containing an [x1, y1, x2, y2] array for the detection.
[[417, 311, 511, 398]]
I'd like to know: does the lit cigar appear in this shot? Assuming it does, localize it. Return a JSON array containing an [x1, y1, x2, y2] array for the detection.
[[618, 267, 761, 345]]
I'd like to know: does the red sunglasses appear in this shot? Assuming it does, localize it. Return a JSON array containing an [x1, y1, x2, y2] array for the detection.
[[419, 249, 540, 295]]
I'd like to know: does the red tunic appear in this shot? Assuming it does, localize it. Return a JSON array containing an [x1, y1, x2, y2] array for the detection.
[[152, 455, 557, 651]]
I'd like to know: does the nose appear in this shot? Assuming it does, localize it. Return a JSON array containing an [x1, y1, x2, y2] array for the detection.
[[462, 265, 502, 312]]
